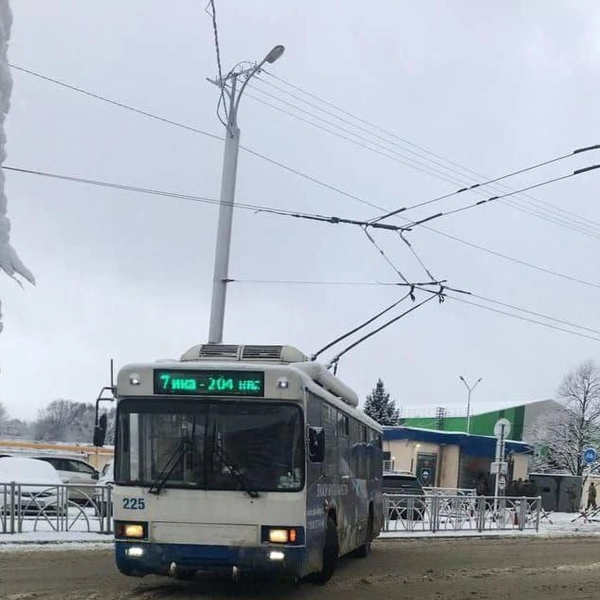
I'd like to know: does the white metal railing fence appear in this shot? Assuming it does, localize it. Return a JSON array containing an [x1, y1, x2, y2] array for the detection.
[[423, 487, 477, 497], [0, 482, 113, 535], [2, 484, 540, 536], [383, 493, 542, 533]]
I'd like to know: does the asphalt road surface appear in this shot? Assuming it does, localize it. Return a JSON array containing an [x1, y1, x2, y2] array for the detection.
[[2, 537, 600, 600]]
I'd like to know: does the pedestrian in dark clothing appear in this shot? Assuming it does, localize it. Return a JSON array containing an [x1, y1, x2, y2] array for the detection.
[[506, 480, 517, 497], [587, 482, 597, 511], [512, 478, 521, 496], [523, 479, 535, 497]]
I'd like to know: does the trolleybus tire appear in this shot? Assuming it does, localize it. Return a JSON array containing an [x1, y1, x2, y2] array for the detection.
[[306, 514, 339, 585]]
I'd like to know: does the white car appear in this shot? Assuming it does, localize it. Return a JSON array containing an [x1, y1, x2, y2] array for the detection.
[[29, 455, 100, 502], [0, 456, 66, 515]]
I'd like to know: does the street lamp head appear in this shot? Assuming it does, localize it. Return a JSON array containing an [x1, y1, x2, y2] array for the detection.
[[459, 375, 465, 382], [264, 45, 285, 64]]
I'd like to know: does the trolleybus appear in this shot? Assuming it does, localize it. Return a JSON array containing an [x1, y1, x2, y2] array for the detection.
[[96, 344, 383, 583]]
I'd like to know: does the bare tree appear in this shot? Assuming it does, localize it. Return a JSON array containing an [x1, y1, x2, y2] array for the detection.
[[527, 361, 600, 476], [34, 399, 96, 443]]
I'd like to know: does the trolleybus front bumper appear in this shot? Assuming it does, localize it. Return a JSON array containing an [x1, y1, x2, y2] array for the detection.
[[115, 541, 306, 578]]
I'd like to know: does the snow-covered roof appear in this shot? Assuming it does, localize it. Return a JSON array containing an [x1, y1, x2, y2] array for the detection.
[[383, 425, 533, 457]]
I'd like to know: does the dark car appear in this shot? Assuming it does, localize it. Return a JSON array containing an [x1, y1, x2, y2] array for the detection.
[[383, 471, 427, 520]]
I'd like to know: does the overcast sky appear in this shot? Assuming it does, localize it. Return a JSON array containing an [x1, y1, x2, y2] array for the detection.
[[2, 0, 600, 422]]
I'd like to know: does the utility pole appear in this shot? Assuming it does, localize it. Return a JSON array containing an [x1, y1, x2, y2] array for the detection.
[[492, 418, 511, 514], [459, 375, 483, 434], [207, 45, 285, 344]]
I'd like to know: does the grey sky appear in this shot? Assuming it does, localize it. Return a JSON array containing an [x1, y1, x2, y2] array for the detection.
[[2, 0, 600, 421]]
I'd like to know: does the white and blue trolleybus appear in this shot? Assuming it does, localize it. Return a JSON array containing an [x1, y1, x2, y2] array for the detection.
[[104, 344, 383, 583]]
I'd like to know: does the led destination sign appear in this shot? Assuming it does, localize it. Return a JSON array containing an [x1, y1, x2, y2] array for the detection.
[[153, 369, 264, 396]]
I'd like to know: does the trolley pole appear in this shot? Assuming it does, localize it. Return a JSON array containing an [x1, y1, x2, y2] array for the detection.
[[207, 45, 285, 344]]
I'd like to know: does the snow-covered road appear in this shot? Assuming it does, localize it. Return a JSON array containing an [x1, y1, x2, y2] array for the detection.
[[2, 536, 600, 600]]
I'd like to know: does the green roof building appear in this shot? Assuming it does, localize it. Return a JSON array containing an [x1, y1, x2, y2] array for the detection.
[[399, 399, 561, 442]]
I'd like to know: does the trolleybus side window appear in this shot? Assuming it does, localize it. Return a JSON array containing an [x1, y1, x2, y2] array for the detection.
[[337, 411, 351, 476], [349, 420, 363, 479], [307, 392, 325, 465], [321, 402, 338, 477]]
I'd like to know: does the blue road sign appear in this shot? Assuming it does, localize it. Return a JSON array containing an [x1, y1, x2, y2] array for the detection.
[[583, 447, 597, 464]]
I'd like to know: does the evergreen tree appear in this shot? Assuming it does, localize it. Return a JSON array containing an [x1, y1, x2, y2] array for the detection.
[[364, 379, 399, 425]]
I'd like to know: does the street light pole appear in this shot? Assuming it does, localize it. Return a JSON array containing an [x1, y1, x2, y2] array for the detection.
[[459, 375, 483, 434], [207, 45, 285, 344]]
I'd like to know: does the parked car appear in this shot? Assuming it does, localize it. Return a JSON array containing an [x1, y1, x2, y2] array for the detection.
[[93, 460, 113, 517], [0, 456, 66, 515], [29, 455, 100, 503], [383, 470, 427, 520]]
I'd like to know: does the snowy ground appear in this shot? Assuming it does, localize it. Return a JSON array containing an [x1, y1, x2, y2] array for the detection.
[[0, 507, 112, 550], [0, 531, 112, 552]]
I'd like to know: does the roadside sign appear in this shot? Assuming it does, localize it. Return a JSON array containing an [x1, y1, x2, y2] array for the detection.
[[583, 447, 597, 465], [494, 418, 511, 439]]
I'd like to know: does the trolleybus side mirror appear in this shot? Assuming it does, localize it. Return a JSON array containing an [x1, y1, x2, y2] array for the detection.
[[308, 427, 325, 463], [92, 386, 115, 447], [93, 413, 108, 447]]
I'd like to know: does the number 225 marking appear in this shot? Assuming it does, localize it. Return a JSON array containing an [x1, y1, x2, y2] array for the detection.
[[122, 497, 145, 510]]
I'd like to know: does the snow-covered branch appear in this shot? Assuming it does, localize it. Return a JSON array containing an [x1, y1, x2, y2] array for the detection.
[[0, 1, 35, 333]]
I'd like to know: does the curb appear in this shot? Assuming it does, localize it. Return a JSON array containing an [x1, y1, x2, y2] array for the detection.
[[377, 532, 600, 541], [377, 533, 541, 541]]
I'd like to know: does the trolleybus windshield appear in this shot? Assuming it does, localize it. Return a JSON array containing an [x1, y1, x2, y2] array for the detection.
[[115, 399, 304, 493]]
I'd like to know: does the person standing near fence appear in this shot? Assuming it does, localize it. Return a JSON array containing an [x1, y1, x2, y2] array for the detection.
[[587, 482, 597, 511], [506, 480, 517, 497]]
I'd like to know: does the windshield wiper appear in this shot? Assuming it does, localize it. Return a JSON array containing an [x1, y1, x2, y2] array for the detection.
[[147, 438, 188, 495], [212, 439, 259, 499], [148, 418, 197, 495]]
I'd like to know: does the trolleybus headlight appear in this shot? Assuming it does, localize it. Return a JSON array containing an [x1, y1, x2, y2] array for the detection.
[[269, 551, 285, 561], [115, 521, 147, 539], [126, 547, 145, 557], [268, 529, 289, 543], [129, 373, 141, 385], [264, 526, 302, 544]]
